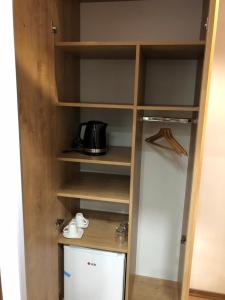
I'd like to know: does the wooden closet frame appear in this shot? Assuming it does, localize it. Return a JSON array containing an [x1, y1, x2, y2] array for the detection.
[[13, 0, 220, 299]]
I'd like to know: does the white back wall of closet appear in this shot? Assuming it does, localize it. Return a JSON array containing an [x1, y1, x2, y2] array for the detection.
[[137, 124, 191, 280], [80, 0, 202, 41], [80, 0, 203, 281]]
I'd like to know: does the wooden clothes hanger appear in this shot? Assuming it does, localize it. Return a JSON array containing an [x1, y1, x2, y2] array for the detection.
[[145, 128, 188, 156]]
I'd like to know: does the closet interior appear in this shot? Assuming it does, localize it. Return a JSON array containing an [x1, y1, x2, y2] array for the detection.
[[14, 0, 218, 299]]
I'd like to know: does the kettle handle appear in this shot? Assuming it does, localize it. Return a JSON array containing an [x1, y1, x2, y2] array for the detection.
[[77, 122, 87, 142]]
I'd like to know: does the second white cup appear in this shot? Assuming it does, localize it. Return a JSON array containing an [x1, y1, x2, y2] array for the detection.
[[75, 213, 89, 228]]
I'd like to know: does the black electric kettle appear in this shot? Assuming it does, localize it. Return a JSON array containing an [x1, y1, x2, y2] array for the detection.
[[72, 121, 108, 155]]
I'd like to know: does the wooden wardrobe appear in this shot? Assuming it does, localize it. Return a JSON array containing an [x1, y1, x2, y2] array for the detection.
[[14, 0, 219, 299]]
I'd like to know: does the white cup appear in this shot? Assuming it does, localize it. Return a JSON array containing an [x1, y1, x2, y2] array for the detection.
[[63, 221, 78, 238], [75, 213, 88, 228]]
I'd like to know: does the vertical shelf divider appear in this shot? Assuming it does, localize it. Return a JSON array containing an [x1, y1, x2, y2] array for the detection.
[[125, 45, 143, 300]]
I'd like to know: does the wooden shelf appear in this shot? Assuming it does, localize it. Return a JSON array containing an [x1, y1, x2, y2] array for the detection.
[[141, 42, 205, 59], [137, 105, 200, 112], [55, 41, 205, 59], [57, 172, 130, 204], [58, 147, 131, 166], [58, 210, 128, 253], [55, 42, 136, 59], [57, 102, 199, 112], [131, 275, 178, 300], [57, 102, 134, 110]]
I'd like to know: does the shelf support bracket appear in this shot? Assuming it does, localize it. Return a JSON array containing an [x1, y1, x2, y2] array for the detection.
[[51, 20, 57, 34], [204, 17, 209, 31]]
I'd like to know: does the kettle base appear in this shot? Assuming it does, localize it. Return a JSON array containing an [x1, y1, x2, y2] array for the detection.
[[83, 148, 107, 156]]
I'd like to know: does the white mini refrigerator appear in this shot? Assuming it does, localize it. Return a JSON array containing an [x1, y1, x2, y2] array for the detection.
[[64, 245, 126, 300]]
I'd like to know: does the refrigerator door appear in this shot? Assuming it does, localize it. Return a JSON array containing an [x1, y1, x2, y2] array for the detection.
[[64, 246, 126, 300]]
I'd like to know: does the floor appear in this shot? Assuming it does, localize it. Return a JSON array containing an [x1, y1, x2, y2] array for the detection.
[[131, 275, 210, 300], [190, 298, 208, 300], [131, 275, 178, 300], [189, 296, 210, 300]]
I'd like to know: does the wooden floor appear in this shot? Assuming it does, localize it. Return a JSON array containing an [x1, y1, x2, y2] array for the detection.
[[131, 275, 178, 300], [190, 297, 208, 300], [131, 275, 210, 300]]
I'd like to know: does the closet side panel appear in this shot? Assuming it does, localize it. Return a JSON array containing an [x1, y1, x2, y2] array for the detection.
[[14, 0, 80, 299], [125, 46, 143, 300], [178, 1, 220, 299], [126, 110, 143, 300]]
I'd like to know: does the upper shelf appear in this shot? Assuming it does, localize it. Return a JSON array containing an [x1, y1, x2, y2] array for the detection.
[[137, 105, 200, 112], [57, 102, 134, 110], [57, 172, 130, 204], [55, 41, 205, 59], [141, 42, 205, 59], [55, 42, 136, 59], [58, 146, 131, 166]]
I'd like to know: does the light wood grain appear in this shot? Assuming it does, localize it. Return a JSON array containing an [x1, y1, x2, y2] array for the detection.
[[131, 275, 178, 300], [57, 172, 130, 203], [58, 146, 131, 166], [58, 210, 128, 253], [14, 0, 61, 298], [14, 0, 81, 298], [137, 105, 200, 112], [57, 102, 134, 109], [179, 1, 220, 299]]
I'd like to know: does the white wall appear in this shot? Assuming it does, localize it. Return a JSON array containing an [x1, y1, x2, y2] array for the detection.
[[136, 123, 191, 280], [80, 0, 203, 281], [0, 0, 27, 299], [191, 0, 225, 293]]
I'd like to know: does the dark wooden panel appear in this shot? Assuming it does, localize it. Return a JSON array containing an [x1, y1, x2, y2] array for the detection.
[[54, 0, 80, 42], [200, 0, 210, 40]]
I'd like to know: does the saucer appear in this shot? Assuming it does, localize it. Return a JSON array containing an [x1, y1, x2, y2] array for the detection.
[[63, 228, 84, 239]]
